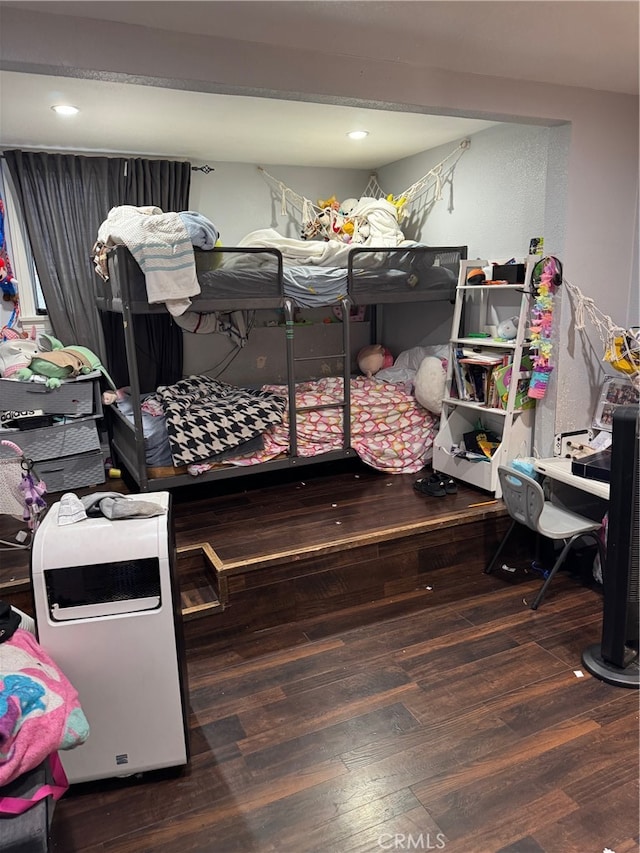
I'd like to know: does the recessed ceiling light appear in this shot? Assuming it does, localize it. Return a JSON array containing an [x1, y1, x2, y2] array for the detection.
[[347, 130, 369, 140], [51, 105, 79, 116]]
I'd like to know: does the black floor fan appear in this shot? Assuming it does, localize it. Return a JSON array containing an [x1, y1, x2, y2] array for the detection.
[[583, 404, 640, 688]]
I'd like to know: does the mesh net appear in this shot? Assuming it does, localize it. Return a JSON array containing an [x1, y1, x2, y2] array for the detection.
[[565, 278, 640, 388], [258, 138, 471, 239]]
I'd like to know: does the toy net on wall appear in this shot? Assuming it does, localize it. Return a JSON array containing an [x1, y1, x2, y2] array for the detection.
[[564, 277, 640, 390], [258, 138, 470, 244]]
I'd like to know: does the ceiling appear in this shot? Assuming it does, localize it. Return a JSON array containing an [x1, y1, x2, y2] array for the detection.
[[0, 71, 499, 169], [0, 1, 637, 169]]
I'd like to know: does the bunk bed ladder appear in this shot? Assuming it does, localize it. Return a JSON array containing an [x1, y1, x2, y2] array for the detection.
[[282, 297, 352, 459]]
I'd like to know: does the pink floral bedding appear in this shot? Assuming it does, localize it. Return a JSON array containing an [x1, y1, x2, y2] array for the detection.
[[225, 376, 437, 474]]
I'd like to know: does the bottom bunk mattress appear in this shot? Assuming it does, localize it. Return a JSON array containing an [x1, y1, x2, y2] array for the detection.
[[113, 375, 438, 476], [234, 376, 437, 474]]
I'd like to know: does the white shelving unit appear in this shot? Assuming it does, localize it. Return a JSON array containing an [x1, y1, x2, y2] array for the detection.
[[432, 256, 537, 498]]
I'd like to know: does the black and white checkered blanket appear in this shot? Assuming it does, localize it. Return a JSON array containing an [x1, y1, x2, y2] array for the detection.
[[152, 375, 286, 467]]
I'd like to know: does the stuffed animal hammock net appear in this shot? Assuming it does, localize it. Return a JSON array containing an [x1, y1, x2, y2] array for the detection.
[[258, 138, 470, 244], [564, 277, 640, 390]]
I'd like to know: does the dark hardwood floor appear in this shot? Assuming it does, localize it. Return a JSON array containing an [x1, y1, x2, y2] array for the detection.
[[1, 459, 637, 853]]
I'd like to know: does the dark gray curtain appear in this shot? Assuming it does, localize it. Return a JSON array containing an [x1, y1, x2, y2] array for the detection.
[[3, 151, 115, 356], [103, 157, 191, 390], [120, 158, 191, 211], [3, 151, 189, 391]]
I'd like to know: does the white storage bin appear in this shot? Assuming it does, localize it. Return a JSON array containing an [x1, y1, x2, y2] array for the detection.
[[433, 406, 506, 493]]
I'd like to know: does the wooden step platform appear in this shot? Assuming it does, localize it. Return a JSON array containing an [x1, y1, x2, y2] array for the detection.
[[170, 459, 516, 636], [1, 460, 516, 632]]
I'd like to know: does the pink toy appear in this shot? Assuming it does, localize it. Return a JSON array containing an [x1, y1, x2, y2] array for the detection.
[[19, 472, 47, 527], [0, 329, 39, 377], [0, 440, 47, 529], [357, 344, 393, 378]]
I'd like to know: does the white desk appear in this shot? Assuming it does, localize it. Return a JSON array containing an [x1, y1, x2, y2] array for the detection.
[[534, 457, 610, 501]]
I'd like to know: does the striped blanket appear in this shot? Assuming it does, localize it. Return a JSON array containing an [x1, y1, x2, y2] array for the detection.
[[97, 205, 199, 315]]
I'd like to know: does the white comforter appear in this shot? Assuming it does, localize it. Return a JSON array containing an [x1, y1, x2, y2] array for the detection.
[[224, 197, 410, 270]]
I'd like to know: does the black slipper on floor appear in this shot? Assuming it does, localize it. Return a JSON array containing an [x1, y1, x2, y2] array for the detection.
[[413, 474, 446, 497], [443, 477, 458, 494]]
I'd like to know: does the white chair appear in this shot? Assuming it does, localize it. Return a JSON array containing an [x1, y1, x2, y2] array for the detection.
[[485, 465, 605, 610]]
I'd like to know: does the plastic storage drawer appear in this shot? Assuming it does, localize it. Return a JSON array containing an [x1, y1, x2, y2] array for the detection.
[[35, 450, 105, 492], [0, 419, 100, 463], [0, 373, 101, 416]]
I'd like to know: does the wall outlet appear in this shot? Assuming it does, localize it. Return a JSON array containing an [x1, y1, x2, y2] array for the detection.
[[553, 430, 594, 457]]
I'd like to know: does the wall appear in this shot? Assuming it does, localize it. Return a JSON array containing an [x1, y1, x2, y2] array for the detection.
[[379, 124, 551, 258], [2, 7, 637, 452], [375, 123, 560, 358]]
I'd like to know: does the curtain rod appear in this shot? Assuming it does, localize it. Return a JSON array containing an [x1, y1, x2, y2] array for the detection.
[[0, 154, 215, 174]]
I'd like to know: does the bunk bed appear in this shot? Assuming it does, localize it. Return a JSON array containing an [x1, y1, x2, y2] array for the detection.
[[95, 242, 467, 492]]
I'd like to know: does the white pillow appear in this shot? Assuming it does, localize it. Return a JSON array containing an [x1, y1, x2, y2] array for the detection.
[[394, 344, 448, 371]]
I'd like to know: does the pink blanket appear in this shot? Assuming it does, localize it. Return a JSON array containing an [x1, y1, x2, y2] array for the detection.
[[0, 629, 89, 787], [226, 376, 438, 474]]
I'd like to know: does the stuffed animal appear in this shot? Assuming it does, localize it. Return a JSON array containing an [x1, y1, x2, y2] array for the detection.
[[0, 257, 18, 302], [357, 344, 393, 378], [19, 470, 47, 527], [301, 208, 332, 241], [339, 198, 358, 216], [318, 195, 339, 211], [0, 329, 40, 378], [302, 197, 371, 244], [385, 193, 408, 216], [414, 356, 447, 414], [17, 334, 117, 390], [497, 316, 519, 340]]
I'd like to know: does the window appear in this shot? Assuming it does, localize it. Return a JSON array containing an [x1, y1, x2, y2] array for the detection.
[[0, 162, 48, 324]]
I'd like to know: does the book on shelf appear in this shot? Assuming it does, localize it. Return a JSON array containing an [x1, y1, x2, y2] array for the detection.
[[492, 355, 536, 410], [452, 349, 511, 404], [456, 347, 510, 364]]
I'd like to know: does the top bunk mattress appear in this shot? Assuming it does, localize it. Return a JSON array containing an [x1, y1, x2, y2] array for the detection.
[[96, 243, 466, 314]]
